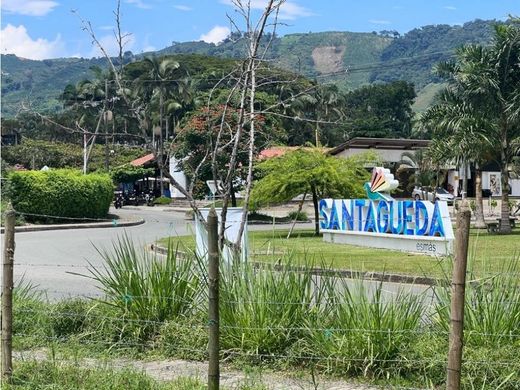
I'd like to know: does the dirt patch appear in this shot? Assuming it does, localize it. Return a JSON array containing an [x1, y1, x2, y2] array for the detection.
[[312, 46, 346, 74], [14, 349, 380, 389]]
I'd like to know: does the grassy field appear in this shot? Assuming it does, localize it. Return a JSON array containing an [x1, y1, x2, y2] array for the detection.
[[159, 227, 520, 277]]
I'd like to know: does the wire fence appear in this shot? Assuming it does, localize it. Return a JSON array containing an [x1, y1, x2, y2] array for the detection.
[[2, 207, 520, 389]]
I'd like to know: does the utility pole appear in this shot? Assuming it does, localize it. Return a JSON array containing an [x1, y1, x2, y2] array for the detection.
[[207, 208, 220, 390], [159, 92, 164, 196], [446, 200, 471, 390], [2, 207, 16, 380], [104, 80, 110, 172]]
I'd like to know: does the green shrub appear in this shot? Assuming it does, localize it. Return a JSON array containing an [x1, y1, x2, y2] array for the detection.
[[154, 195, 172, 205], [7, 169, 113, 221]]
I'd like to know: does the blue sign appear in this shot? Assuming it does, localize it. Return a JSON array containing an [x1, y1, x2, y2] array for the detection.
[[319, 199, 446, 238], [318, 167, 454, 255]]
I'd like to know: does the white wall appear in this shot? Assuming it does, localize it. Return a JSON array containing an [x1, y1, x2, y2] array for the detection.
[[335, 148, 407, 163], [169, 157, 187, 198]]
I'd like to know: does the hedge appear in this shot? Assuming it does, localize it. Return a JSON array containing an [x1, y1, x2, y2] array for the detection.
[[7, 169, 113, 221]]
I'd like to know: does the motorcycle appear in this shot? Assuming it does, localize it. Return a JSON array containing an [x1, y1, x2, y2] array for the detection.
[[144, 191, 155, 207], [124, 190, 140, 206], [114, 191, 124, 209]]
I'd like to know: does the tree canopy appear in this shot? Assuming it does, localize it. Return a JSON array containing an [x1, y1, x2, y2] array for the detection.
[[251, 148, 374, 234]]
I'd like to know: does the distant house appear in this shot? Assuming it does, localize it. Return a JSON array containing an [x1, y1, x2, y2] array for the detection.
[[329, 137, 520, 198], [129, 153, 187, 199], [328, 137, 430, 165], [1, 128, 21, 146]]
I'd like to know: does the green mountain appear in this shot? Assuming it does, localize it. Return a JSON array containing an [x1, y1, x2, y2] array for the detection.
[[0, 19, 501, 118]]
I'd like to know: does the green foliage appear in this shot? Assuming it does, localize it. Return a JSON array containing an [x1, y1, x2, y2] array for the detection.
[[5, 361, 175, 390], [343, 81, 416, 139], [300, 280, 424, 377], [153, 195, 172, 205], [50, 299, 90, 338], [220, 257, 321, 355], [11, 249, 520, 388], [251, 148, 371, 207], [111, 165, 155, 184], [7, 169, 113, 221], [1, 138, 147, 172], [371, 20, 498, 89]]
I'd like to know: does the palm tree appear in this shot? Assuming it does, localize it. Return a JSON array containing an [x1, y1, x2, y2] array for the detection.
[[133, 56, 190, 193], [421, 89, 493, 229], [423, 22, 520, 233], [398, 149, 436, 195], [312, 84, 345, 146]]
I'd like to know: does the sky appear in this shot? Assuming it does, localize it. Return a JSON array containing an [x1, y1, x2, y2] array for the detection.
[[1, 0, 519, 60]]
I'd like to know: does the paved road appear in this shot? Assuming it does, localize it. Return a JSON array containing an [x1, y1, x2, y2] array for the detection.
[[4, 206, 432, 300], [9, 207, 192, 298]]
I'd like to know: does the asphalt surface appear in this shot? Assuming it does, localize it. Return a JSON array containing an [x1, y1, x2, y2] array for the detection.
[[9, 207, 192, 299], [4, 206, 432, 300]]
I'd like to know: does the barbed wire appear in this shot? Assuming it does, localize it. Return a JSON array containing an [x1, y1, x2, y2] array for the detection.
[[12, 307, 520, 339]]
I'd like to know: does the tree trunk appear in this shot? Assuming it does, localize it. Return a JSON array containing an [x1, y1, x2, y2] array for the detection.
[[473, 166, 486, 229], [287, 193, 306, 239], [311, 185, 319, 236], [159, 93, 164, 196]]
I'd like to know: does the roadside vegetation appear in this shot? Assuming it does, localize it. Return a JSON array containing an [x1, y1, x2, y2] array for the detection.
[[158, 227, 520, 278], [9, 238, 520, 389]]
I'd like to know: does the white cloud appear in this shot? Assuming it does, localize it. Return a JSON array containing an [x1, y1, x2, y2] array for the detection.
[[369, 19, 391, 25], [1, 0, 58, 16], [277, 1, 314, 20], [1, 24, 65, 59], [174, 5, 192, 11], [220, 0, 313, 20], [443, 6, 457, 10], [199, 25, 230, 44], [142, 45, 156, 52], [89, 33, 135, 58], [98, 25, 114, 31], [125, 0, 151, 9]]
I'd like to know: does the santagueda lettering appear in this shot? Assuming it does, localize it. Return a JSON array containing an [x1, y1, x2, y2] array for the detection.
[[319, 199, 446, 237]]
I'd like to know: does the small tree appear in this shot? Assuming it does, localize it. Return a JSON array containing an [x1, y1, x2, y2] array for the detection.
[[251, 148, 373, 235]]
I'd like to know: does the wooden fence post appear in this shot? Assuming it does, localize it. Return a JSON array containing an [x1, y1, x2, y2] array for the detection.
[[446, 200, 471, 390], [2, 208, 16, 380], [207, 207, 220, 390]]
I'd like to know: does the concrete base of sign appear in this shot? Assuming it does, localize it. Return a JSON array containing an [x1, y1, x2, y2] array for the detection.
[[322, 230, 452, 257]]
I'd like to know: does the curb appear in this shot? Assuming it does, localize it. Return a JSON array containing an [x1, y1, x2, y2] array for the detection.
[[1, 218, 145, 233], [150, 244, 438, 286]]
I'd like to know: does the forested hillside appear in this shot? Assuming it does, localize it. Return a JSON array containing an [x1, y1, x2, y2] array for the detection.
[[0, 19, 502, 117]]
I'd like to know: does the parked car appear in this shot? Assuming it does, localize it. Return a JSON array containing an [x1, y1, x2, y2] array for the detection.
[[412, 186, 455, 205]]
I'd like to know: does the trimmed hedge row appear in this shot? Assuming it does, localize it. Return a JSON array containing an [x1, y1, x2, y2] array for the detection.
[[7, 169, 113, 220]]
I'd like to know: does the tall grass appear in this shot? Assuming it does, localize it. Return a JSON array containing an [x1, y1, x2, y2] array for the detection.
[[297, 279, 425, 377], [219, 256, 335, 356], [11, 235, 520, 388], [87, 235, 204, 339], [432, 254, 520, 346]]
